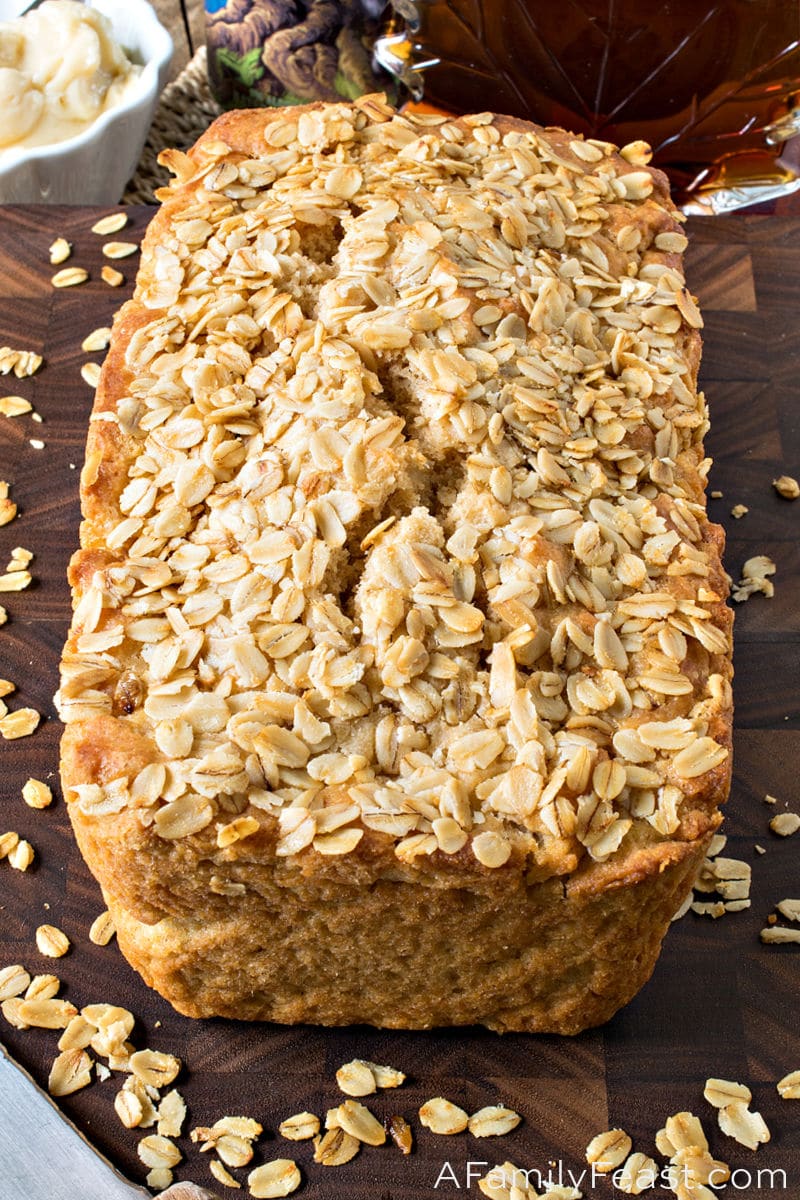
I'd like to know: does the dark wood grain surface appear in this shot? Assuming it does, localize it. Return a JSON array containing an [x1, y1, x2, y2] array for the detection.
[[0, 207, 798, 1198]]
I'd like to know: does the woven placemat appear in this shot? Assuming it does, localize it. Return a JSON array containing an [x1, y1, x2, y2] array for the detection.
[[124, 47, 221, 205]]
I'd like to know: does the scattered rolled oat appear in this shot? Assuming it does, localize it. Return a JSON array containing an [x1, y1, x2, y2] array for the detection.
[[25, 974, 59, 999], [0, 482, 15, 527], [659, 1112, 708, 1155], [279, 1112, 320, 1141], [80, 362, 102, 388], [776, 899, 800, 922], [777, 1071, 800, 1099], [115, 1087, 145, 1129], [0, 680, 13, 697], [0, 964, 30, 1000], [191, 1117, 262, 1168], [0, 347, 42, 377], [335, 1099, 386, 1145], [0, 831, 20, 858], [336, 1059, 377, 1096], [145, 1168, 173, 1191], [616, 1152, 657, 1194], [419, 1097, 470, 1135], [710, 490, 723, 499], [703, 1078, 752, 1108], [368, 1060, 405, 1087], [157, 1089, 187, 1138], [247, 1159, 301, 1198], [717, 1102, 770, 1150], [35, 924, 70, 958], [17, 997, 77, 1028], [478, 1160, 582, 1200], [8, 839, 34, 870], [101, 265, 124, 287], [210, 1159, 241, 1188], [764, 794, 777, 804], [51, 267, 88, 288], [29, 439, 44, 449], [22, 778, 53, 809], [48, 238, 72, 265], [691, 901, 726, 918], [387, 1114, 413, 1154], [773, 475, 799, 500], [48, 1048, 93, 1096], [732, 555, 776, 603], [7, 547, 32, 571], [760, 926, 800, 944], [730, 504, 748, 519], [91, 212, 128, 235], [0, 396, 32, 417], [312, 1127, 360, 1166], [102, 241, 138, 259], [769, 812, 800, 837], [0, 707, 40, 737], [58, 1015, 95, 1051], [130, 1048, 181, 1087], [89, 910, 116, 945], [468, 1105, 522, 1137], [81, 327, 112, 353], [0, 568, 31, 591], [1, 997, 28, 1028], [137, 1134, 182, 1170]]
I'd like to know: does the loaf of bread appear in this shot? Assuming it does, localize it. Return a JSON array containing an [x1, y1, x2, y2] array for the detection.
[[58, 97, 732, 1034]]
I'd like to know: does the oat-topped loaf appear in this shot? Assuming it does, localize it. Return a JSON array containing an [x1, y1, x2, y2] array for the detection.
[[58, 97, 732, 1034]]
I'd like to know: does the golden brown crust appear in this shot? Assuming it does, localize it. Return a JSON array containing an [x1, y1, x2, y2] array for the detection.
[[58, 97, 732, 1032]]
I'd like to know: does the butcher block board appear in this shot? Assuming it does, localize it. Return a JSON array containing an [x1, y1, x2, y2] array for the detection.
[[0, 207, 798, 1198]]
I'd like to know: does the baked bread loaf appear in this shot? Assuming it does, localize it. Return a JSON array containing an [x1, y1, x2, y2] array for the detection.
[[58, 97, 732, 1034]]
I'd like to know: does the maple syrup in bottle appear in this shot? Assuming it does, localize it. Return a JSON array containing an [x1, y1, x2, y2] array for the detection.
[[379, 0, 800, 208]]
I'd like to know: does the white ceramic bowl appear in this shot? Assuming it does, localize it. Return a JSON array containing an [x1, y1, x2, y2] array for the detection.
[[0, 0, 173, 204]]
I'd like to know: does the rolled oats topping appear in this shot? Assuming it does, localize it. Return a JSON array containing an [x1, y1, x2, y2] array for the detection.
[[59, 100, 730, 885]]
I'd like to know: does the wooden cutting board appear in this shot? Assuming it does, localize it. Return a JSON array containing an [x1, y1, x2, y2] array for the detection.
[[0, 207, 798, 1198]]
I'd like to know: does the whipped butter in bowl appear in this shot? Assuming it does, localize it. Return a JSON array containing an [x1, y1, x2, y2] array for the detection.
[[0, 0, 141, 154], [0, 0, 172, 204]]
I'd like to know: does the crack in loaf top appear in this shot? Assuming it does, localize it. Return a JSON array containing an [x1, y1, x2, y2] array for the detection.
[[58, 95, 732, 881]]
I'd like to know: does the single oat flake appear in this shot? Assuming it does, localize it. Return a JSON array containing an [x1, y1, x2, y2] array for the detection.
[[777, 1070, 800, 1099], [35, 924, 70, 958], [22, 778, 53, 808], [769, 812, 800, 837], [279, 1112, 320, 1141], [247, 1159, 301, 1198], [773, 475, 799, 500], [91, 212, 128, 236], [468, 1105, 522, 1137], [419, 1097, 470, 1135], [51, 267, 88, 288]]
